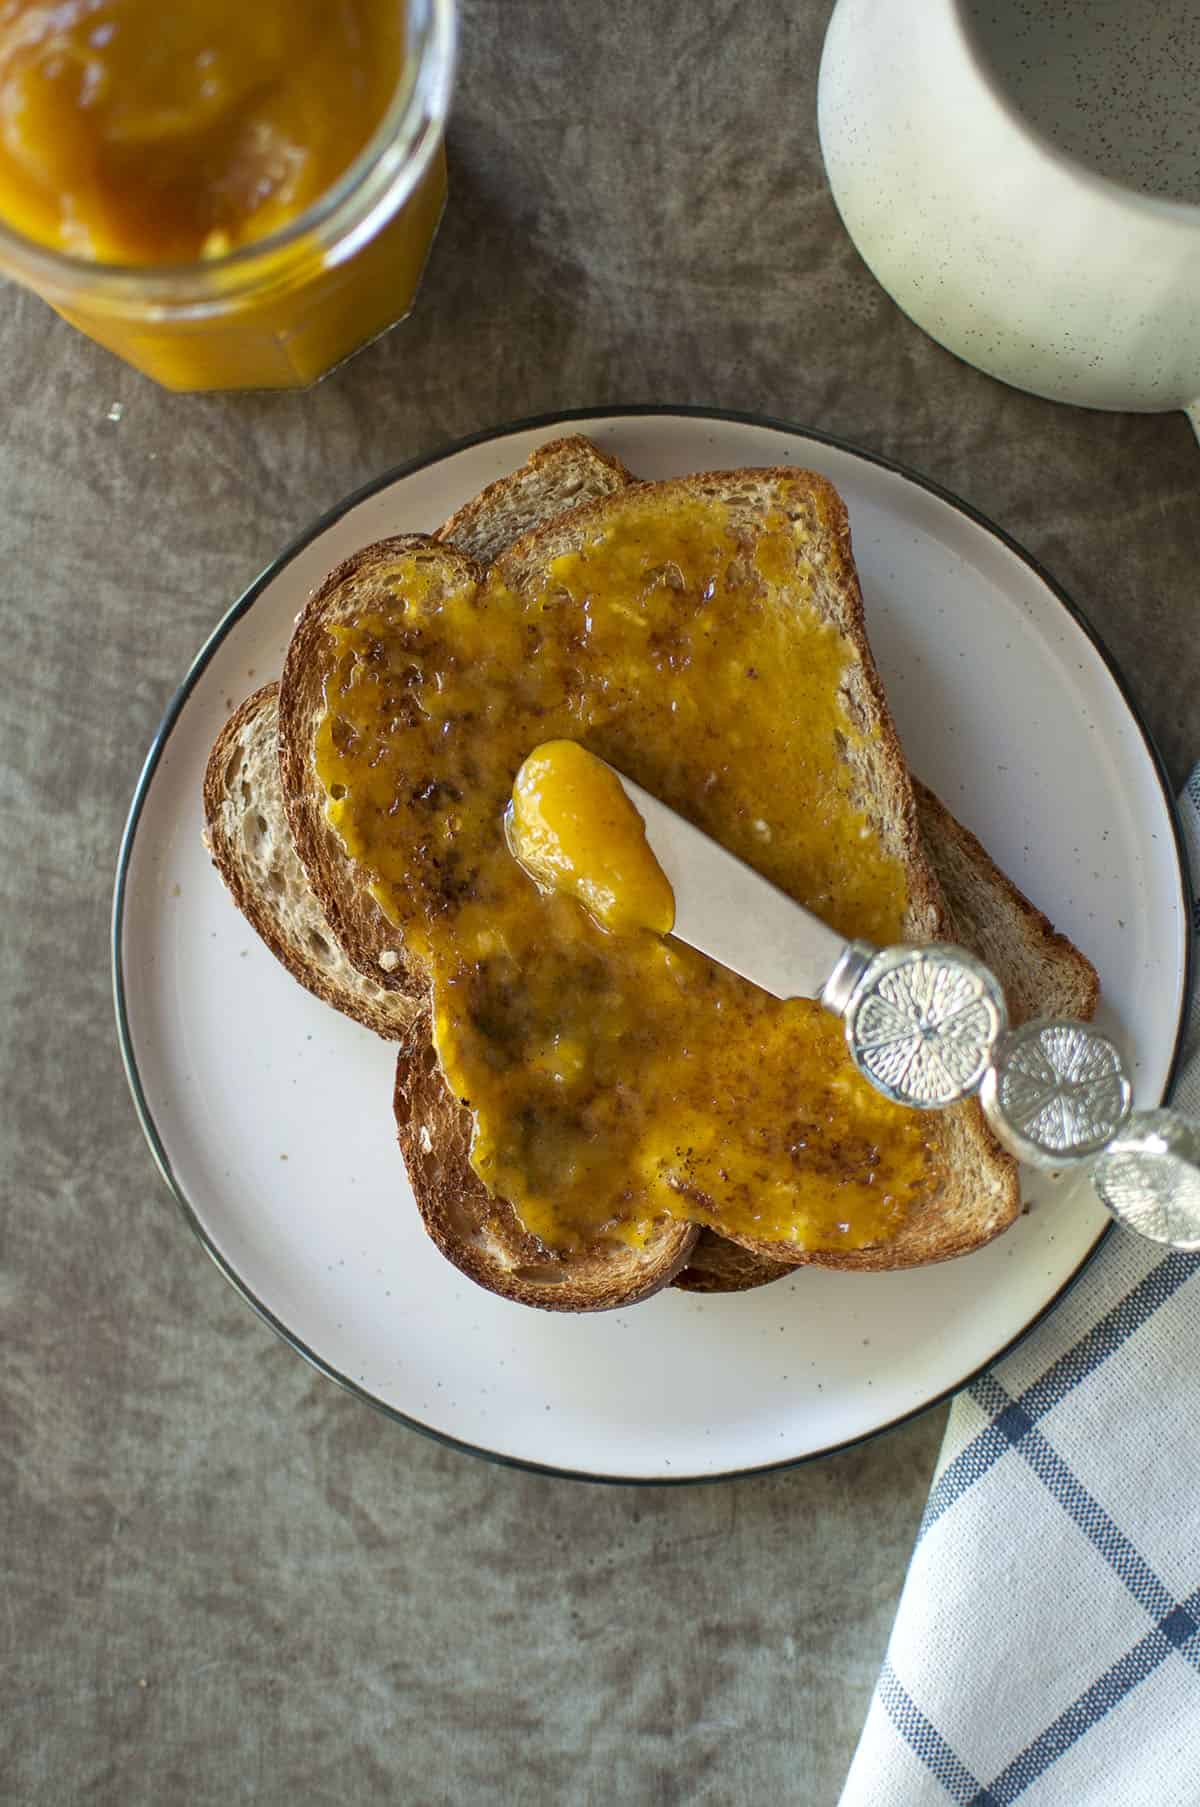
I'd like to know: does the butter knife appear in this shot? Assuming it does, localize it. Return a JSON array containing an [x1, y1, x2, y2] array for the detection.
[[614, 768, 1200, 1250]]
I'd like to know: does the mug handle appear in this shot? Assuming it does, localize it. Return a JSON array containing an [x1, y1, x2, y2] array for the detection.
[[1189, 402, 1200, 446]]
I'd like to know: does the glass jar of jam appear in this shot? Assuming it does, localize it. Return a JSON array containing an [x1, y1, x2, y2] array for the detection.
[[0, 0, 455, 390]]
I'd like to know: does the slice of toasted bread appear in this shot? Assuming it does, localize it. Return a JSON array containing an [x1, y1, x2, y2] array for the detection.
[[279, 469, 1029, 1299], [674, 779, 1100, 1294], [204, 437, 633, 1035], [209, 440, 1097, 1308]]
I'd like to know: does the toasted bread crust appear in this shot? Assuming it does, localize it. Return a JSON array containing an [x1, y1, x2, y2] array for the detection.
[[203, 685, 418, 1039], [434, 434, 632, 567], [278, 534, 481, 1003], [393, 1012, 698, 1311], [674, 1233, 795, 1295]]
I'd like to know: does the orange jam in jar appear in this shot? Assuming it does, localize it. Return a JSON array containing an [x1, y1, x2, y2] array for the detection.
[[0, 0, 454, 388]]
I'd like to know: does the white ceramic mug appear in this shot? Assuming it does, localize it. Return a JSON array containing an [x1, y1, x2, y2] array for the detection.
[[818, 0, 1200, 439]]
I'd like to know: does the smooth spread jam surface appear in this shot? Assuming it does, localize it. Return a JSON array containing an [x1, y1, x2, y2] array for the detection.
[[0, 1, 405, 263], [315, 494, 937, 1253], [509, 740, 676, 937]]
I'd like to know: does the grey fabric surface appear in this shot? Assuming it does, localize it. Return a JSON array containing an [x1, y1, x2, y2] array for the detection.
[[3, 2, 1198, 1802]]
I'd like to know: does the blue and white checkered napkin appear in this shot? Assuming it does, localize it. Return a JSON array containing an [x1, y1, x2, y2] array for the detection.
[[840, 771, 1200, 1807]]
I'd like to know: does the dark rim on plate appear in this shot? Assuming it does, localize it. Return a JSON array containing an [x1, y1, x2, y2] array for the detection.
[[111, 405, 1195, 1486]]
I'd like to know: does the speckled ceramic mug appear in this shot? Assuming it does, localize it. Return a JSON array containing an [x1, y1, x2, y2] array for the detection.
[[818, 0, 1200, 439]]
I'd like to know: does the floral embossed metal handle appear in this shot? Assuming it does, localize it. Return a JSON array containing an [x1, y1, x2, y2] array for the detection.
[[978, 1020, 1200, 1246], [823, 942, 1007, 1110], [820, 942, 1200, 1249], [607, 764, 1200, 1250], [981, 1019, 1133, 1167], [1090, 1113, 1200, 1252]]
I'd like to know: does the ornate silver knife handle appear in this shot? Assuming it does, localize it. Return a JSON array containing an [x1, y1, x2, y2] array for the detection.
[[819, 941, 1200, 1250], [1091, 1112, 1200, 1252], [980, 1021, 1200, 1246], [822, 940, 1007, 1109], [981, 1019, 1132, 1167], [603, 760, 1199, 1248]]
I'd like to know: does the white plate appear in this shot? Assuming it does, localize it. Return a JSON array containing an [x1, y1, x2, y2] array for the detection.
[[114, 409, 1190, 1482]]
